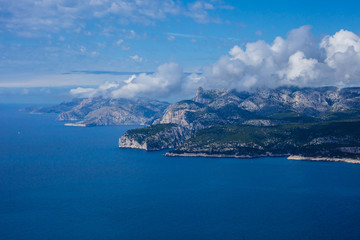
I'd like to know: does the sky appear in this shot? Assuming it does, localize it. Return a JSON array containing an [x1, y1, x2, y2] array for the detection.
[[1, 0, 360, 103]]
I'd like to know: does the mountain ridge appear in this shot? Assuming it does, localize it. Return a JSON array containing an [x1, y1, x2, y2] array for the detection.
[[118, 86, 360, 161], [33, 96, 169, 126]]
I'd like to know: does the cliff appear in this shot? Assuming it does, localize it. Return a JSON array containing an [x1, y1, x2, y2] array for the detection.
[[119, 86, 360, 160], [118, 124, 192, 151], [167, 120, 360, 160]]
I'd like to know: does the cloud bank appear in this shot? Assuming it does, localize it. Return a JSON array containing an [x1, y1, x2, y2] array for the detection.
[[199, 26, 360, 90], [70, 26, 360, 100]]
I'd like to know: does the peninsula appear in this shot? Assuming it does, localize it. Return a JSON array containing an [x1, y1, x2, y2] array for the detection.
[[119, 86, 360, 162]]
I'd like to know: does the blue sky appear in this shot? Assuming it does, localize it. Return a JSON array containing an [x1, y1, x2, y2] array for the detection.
[[1, 0, 360, 102]]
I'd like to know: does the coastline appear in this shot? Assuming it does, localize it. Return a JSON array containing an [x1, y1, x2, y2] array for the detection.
[[165, 152, 360, 164], [165, 152, 288, 159], [288, 155, 360, 164], [64, 123, 87, 127]]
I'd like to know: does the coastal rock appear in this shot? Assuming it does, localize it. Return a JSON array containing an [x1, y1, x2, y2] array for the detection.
[[157, 86, 360, 130], [118, 86, 360, 158], [35, 97, 169, 126], [119, 124, 192, 151]]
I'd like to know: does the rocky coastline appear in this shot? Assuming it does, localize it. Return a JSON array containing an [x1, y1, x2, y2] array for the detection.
[[288, 155, 360, 164], [118, 87, 360, 162], [165, 152, 288, 159], [165, 152, 360, 164]]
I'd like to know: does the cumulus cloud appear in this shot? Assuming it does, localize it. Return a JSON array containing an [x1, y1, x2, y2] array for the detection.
[[320, 29, 360, 85], [70, 26, 360, 100], [70, 63, 186, 99], [196, 26, 360, 91]]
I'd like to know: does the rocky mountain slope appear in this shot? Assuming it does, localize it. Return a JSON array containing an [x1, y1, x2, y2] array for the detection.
[[119, 124, 192, 151], [118, 86, 360, 160], [158, 86, 360, 128], [34, 97, 169, 126], [167, 120, 360, 160]]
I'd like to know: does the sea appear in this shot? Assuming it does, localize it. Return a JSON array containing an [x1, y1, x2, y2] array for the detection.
[[1, 104, 360, 240]]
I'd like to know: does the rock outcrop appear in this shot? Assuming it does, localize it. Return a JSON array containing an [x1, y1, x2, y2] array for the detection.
[[35, 97, 169, 126], [119, 86, 360, 158], [119, 124, 193, 151]]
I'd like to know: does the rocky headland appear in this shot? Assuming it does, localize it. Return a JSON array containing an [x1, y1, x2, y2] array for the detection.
[[118, 86, 360, 162]]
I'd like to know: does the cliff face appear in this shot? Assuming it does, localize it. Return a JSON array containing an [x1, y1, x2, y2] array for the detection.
[[118, 124, 192, 151], [118, 135, 148, 150], [159, 100, 205, 129], [168, 120, 360, 159], [156, 86, 360, 131], [118, 86, 360, 156], [35, 97, 169, 126], [195, 86, 360, 117]]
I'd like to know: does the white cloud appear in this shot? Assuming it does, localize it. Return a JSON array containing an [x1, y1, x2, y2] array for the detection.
[[116, 39, 124, 45], [128, 30, 136, 39], [70, 63, 186, 99], [196, 26, 360, 91], [0, 0, 231, 36], [320, 29, 360, 85], [278, 51, 320, 85], [70, 87, 97, 98], [130, 55, 143, 62], [186, 1, 219, 24], [80, 46, 87, 54], [115, 38, 130, 50], [68, 26, 360, 100], [111, 63, 184, 98], [70, 81, 121, 98], [124, 74, 136, 84]]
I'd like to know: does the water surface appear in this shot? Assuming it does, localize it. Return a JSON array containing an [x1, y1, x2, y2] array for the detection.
[[1, 104, 360, 240]]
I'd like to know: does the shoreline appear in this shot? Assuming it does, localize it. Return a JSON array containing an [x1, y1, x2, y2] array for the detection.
[[165, 152, 360, 164], [64, 123, 87, 127], [165, 152, 288, 159], [288, 155, 360, 164]]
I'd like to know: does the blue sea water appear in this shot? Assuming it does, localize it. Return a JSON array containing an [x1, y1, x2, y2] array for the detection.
[[1, 104, 360, 240]]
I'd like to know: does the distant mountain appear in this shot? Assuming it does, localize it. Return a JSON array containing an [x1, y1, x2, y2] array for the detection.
[[157, 86, 360, 128], [34, 97, 169, 126], [119, 86, 360, 161]]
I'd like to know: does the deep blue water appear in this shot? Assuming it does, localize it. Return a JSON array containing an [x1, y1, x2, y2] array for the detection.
[[1, 104, 360, 240]]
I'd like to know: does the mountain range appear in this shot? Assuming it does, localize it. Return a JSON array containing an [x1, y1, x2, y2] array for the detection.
[[31, 86, 360, 161], [118, 86, 360, 161], [32, 97, 169, 126]]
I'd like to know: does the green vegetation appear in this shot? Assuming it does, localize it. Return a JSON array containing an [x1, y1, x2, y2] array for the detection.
[[268, 111, 315, 122], [171, 120, 360, 159], [126, 123, 177, 144], [320, 109, 360, 121], [119, 87, 360, 158]]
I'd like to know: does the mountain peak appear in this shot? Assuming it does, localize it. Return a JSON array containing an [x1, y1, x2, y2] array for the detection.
[[196, 86, 204, 97]]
